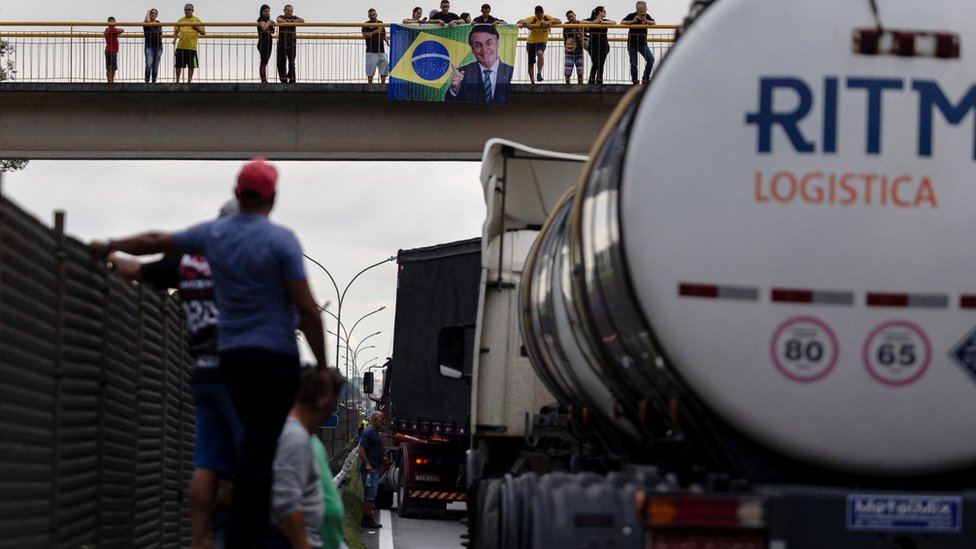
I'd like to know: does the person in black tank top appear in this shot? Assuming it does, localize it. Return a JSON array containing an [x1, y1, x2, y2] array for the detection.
[[256, 4, 275, 83]]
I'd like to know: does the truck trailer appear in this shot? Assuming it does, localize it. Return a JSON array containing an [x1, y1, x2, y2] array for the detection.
[[375, 239, 481, 517], [437, 0, 976, 547]]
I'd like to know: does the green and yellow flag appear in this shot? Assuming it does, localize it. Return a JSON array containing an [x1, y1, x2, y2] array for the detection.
[[388, 24, 517, 102]]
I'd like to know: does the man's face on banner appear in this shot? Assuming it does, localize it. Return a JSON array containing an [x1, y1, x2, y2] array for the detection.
[[470, 30, 497, 69]]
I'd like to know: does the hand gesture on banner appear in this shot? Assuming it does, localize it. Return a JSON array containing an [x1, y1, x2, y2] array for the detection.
[[449, 64, 465, 91]]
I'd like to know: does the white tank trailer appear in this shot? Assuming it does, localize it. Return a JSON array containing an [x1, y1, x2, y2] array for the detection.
[[452, 0, 976, 547]]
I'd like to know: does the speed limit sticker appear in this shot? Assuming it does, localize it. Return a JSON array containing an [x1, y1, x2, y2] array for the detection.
[[770, 316, 839, 382], [862, 321, 931, 387]]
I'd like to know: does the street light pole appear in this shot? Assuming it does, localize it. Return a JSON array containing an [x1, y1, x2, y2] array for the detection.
[[303, 253, 396, 433]]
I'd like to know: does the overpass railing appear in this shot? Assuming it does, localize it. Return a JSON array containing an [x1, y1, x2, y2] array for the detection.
[[0, 21, 677, 85]]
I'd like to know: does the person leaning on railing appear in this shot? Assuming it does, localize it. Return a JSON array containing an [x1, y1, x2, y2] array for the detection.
[[143, 9, 163, 83], [563, 10, 585, 84], [276, 4, 304, 84], [173, 3, 206, 83], [622, 0, 656, 84], [584, 5, 615, 85], [256, 4, 275, 83], [402, 6, 429, 25]]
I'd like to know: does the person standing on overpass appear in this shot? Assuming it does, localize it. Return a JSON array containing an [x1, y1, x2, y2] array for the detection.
[[173, 3, 206, 83], [518, 6, 561, 84], [362, 8, 390, 84], [256, 4, 276, 83], [91, 157, 329, 549], [621, 1, 656, 84], [277, 4, 305, 83]]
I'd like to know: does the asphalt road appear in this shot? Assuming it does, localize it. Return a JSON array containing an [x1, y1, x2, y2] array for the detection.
[[361, 504, 468, 549]]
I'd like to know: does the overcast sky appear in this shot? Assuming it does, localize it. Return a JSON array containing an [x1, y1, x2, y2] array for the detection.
[[0, 0, 694, 384], [0, 1, 690, 25]]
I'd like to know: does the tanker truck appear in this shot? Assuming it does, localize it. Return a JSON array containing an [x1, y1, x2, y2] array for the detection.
[[436, 0, 976, 546]]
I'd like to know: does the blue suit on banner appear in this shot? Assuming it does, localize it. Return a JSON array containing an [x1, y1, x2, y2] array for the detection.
[[445, 60, 513, 104], [444, 24, 512, 104]]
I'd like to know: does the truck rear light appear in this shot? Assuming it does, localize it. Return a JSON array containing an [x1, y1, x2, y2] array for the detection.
[[650, 531, 765, 549], [638, 494, 765, 529], [414, 457, 430, 465]]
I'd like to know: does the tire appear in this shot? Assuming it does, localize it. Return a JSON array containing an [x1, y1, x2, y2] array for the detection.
[[398, 484, 411, 518], [375, 483, 394, 510]]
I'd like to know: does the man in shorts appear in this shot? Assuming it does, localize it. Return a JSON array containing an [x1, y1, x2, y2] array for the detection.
[[563, 10, 585, 84], [361, 8, 389, 84], [104, 17, 125, 83], [518, 5, 561, 84], [358, 411, 386, 529], [174, 3, 206, 83]]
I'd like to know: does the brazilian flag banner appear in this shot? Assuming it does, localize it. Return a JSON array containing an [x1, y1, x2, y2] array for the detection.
[[388, 24, 517, 104]]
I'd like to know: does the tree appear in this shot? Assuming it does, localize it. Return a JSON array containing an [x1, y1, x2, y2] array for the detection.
[[0, 37, 27, 174]]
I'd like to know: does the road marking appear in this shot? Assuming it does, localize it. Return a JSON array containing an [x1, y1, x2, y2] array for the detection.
[[379, 510, 394, 549]]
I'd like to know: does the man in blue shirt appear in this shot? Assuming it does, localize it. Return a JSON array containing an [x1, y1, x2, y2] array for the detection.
[[357, 411, 386, 529], [92, 158, 328, 549]]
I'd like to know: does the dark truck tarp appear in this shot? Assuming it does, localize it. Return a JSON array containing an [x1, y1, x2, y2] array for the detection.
[[389, 238, 481, 426]]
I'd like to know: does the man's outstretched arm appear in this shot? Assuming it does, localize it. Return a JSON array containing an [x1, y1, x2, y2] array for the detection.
[[92, 232, 179, 258]]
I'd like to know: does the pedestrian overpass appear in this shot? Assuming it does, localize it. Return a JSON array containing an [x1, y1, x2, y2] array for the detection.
[[0, 83, 631, 160]]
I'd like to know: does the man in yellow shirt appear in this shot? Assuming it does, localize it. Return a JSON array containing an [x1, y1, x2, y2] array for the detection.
[[518, 5, 561, 84], [173, 3, 206, 83]]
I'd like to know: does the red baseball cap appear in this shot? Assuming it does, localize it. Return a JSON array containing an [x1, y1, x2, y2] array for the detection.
[[235, 157, 278, 200]]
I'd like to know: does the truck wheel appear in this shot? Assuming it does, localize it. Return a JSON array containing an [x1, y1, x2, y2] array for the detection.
[[375, 483, 394, 510], [397, 484, 411, 518]]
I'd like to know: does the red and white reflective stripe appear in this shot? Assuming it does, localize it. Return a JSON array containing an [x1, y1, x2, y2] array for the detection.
[[771, 288, 853, 305], [866, 292, 948, 308], [679, 283, 961, 309], [408, 490, 467, 501], [854, 28, 960, 58], [678, 283, 758, 301]]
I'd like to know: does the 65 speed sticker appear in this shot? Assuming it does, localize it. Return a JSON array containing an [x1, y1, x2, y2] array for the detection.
[[863, 321, 931, 387]]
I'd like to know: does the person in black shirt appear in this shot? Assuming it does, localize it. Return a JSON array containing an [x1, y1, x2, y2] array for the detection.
[[361, 8, 390, 84], [276, 4, 304, 83], [256, 4, 275, 83], [622, 1, 656, 84], [473, 3, 505, 25], [429, 0, 462, 26], [584, 5, 615, 85], [143, 9, 163, 83], [109, 199, 244, 549]]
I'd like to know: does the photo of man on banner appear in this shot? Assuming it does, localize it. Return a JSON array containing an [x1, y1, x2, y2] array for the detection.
[[444, 24, 513, 103], [388, 23, 517, 104]]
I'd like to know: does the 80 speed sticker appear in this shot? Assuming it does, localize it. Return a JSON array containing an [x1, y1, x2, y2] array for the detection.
[[770, 316, 839, 382], [862, 321, 931, 387]]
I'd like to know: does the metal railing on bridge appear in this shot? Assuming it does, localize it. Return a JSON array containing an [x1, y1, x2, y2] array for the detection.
[[0, 21, 677, 85]]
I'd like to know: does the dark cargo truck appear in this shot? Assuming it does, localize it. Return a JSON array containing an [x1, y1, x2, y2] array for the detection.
[[377, 238, 481, 517]]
